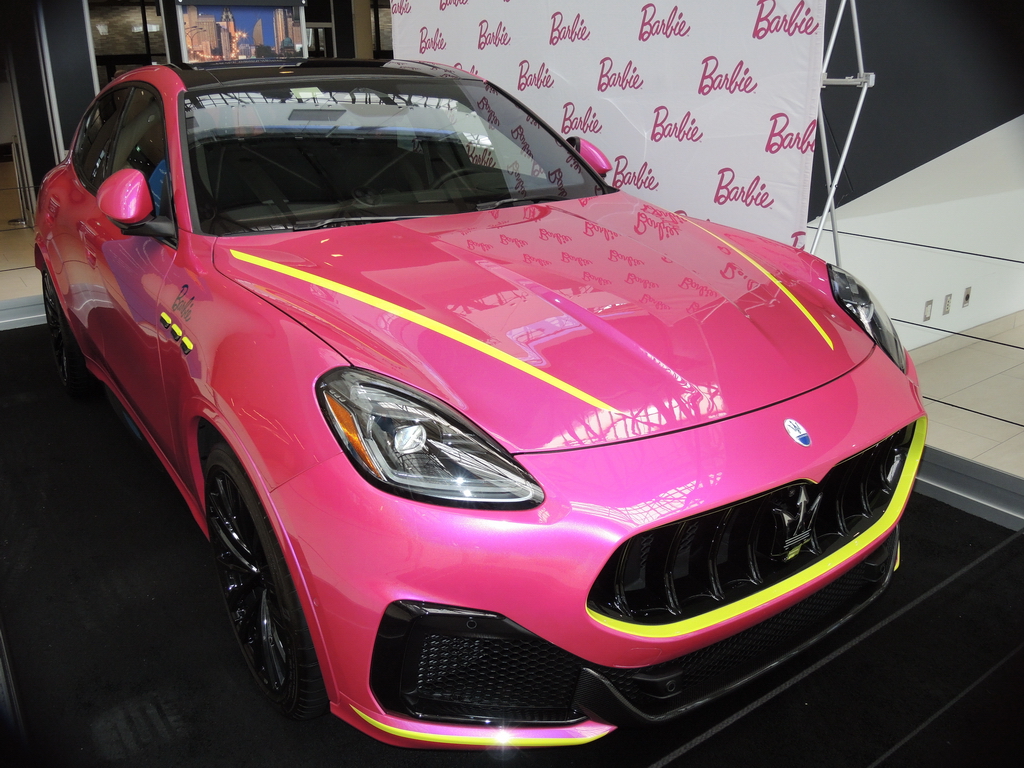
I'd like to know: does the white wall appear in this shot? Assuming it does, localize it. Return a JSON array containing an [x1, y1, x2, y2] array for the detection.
[[810, 115, 1024, 351]]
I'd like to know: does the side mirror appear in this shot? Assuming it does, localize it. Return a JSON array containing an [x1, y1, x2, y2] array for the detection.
[[97, 168, 176, 239], [98, 168, 154, 225], [568, 136, 613, 178]]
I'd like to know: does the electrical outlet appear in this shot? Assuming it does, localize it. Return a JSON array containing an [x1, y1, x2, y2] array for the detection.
[[963, 286, 972, 307], [924, 300, 933, 322], [943, 294, 952, 315]]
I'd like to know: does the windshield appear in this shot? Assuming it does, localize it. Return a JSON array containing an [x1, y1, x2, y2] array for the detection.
[[183, 76, 607, 234]]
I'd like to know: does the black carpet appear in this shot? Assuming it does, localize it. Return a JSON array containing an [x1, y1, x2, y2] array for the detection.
[[1, 323, 1022, 767]]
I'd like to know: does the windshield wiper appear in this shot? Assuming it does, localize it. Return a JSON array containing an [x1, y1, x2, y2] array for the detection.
[[476, 195, 568, 211], [292, 214, 433, 231]]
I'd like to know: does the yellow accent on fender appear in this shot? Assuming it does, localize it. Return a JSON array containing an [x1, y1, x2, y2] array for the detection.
[[587, 416, 927, 639], [350, 706, 609, 747], [684, 219, 835, 350], [230, 249, 621, 412]]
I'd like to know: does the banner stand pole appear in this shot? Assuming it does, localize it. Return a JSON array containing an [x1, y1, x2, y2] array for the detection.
[[809, 0, 874, 263]]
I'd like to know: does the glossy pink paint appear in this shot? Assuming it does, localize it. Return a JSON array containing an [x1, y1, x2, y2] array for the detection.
[[96, 168, 153, 224], [33, 63, 926, 749], [576, 137, 613, 176]]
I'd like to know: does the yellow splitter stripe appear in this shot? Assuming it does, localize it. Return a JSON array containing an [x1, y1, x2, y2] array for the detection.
[[351, 706, 609, 747], [589, 416, 927, 638], [231, 249, 620, 412]]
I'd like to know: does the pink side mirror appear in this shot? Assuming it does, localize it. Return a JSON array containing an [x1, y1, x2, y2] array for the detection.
[[97, 168, 154, 225], [572, 137, 613, 178]]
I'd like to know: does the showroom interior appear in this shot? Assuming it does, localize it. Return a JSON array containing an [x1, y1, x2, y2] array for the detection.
[[1, 0, 1022, 765]]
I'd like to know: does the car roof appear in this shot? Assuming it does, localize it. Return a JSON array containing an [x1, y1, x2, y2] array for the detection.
[[173, 59, 480, 90]]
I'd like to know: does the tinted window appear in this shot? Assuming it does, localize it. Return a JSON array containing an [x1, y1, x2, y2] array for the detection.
[[108, 87, 171, 217], [75, 88, 131, 190], [183, 77, 606, 235]]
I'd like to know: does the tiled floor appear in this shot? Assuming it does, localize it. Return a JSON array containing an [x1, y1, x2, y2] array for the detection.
[[0, 160, 37, 303]]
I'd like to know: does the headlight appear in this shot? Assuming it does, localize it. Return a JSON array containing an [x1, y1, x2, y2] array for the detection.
[[829, 265, 907, 372], [318, 368, 544, 509]]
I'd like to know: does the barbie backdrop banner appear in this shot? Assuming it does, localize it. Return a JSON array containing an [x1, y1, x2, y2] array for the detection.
[[392, 0, 825, 246]]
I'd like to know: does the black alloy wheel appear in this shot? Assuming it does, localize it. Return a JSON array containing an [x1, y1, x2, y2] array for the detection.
[[204, 444, 328, 719], [41, 269, 93, 396]]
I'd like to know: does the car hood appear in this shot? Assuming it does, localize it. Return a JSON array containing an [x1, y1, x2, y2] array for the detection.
[[215, 192, 875, 452]]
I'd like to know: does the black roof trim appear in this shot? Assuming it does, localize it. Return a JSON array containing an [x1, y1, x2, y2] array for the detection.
[[174, 59, 479, 90]]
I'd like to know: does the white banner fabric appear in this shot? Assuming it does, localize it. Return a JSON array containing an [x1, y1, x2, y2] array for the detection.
[[391, 0, 825, 247]]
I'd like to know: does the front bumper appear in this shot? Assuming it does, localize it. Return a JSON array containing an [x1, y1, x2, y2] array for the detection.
[[272, 347, 925, 747]]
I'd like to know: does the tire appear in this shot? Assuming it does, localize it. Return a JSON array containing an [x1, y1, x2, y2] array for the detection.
[[204, 444, 328, 719], [41, 269, 94, 396]]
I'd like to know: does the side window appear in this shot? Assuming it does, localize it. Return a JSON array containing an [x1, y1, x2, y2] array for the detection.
[[74, 88, 130, 191], [108, 88, 171, 218]]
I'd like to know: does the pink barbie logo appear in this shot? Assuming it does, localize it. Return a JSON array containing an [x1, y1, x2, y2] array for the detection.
[[627, 273, 659, 290], [507, 161, 527, 197], [439, 0, 467, 9], [540, 228, 572, 244], [550, 12, 590, 45], [547, 167, 569, 197], [753, 0, 820, 40], [582, 271, 612, 286], [562, 251, 593, 266], [612, 156, 660, 191], [679, 276, 717, 297], [791, 231, 806, 249], [651, 106, 703, 143], [638, 4, 691, 41], [598, 58, 645, 91], [392, 0, 412, 15], [478, 20, 511, 50], [765, 113, 816, 154], [561, 102, 603, 134], [465, 145, 496, 167], [523, 253, 552, 266], [476, 97, 500, 127], [465, 240, 493, 252], [635, 210, 680, 239], [714, 168, 775, 209], [518, 60, 554, 90], [454, 62, 480, 76], [419, 27, 447, 54], [500, 234, 529, 248], [641, 294, 671, 311], [583, 221, 620, 241], [510, 125, 535, 158], [720, 262, 761, 291], [698, 57, 757, 95], [609, 249, 643, 267]]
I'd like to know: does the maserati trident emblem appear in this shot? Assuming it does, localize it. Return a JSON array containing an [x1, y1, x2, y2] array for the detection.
[[784, 418, 811, 446], [768, 485, 822, 562]]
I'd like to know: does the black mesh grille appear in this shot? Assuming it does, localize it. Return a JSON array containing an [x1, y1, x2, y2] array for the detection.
[[588, 423, 916, 625], [370, 530, 898, 727], [417, 634, 580, 709]]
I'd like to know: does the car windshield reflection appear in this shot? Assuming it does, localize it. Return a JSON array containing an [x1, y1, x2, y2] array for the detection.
[[184, 78, 607, 235]]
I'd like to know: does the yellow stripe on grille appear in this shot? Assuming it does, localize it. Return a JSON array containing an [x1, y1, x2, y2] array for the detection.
[[588, 416, 927, 638]]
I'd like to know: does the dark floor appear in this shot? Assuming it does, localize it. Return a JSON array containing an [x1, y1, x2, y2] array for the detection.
[[1, 323, 1023, 768]]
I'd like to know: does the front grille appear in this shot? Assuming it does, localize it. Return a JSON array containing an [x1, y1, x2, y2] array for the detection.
[[369, 530, 898, 727], [588, 424, 915, 625]]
